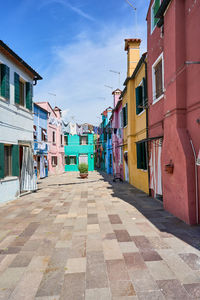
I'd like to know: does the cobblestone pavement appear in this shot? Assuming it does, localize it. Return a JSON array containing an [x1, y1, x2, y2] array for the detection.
[[0, 171, 200, 300]]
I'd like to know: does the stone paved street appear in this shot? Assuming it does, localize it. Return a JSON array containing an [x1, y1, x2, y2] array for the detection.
[[0, 171, 200, 300]]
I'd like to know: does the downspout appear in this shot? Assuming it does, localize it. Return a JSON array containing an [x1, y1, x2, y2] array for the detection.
[[189, 137, 199, 224], [144, 60, 151, 196]]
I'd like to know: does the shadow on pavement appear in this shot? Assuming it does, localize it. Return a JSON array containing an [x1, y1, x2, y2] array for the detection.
[[98, 170, 200, 251]]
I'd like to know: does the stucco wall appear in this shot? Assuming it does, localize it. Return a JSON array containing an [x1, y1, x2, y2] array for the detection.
[[0, 177, 20, 203]]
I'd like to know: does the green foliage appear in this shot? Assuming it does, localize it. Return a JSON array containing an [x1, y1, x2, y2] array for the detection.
[[78, 163, 88, 173]]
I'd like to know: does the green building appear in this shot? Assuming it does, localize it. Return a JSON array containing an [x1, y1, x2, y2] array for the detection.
[[64, 133, 94, 172]]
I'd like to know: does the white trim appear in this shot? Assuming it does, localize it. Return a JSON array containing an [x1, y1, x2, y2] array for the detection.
[[138, 110, 145, 116], [152, 52, 164, 104]]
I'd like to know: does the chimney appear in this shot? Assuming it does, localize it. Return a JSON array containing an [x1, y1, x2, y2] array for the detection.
[[112, 89, 122, 108], [125, 39, 141, 77]]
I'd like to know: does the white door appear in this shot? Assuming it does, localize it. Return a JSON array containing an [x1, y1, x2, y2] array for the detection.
[[79, 154, 88, 165]]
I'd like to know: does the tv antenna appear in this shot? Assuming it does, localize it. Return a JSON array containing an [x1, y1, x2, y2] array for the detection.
[[125, 0, 138, 35], [109, 70, 121, 87]]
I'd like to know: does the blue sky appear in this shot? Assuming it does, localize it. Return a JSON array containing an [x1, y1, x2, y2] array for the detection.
[[1, 0, 148, 124]]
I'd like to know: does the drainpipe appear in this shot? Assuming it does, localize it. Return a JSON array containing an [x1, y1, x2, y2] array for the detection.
[[144, 60, 151, 196], [188, 131, 199, 224]]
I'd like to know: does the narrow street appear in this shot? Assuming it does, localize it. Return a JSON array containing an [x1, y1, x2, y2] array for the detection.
[[0, 171, 199, 300]]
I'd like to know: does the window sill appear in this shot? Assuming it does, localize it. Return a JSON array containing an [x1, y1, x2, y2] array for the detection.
[[0, 176, 18, 183], [0, 96, 9, 103], [137, 110, 145, 117], [152, 94, 164, 105], [15, 104, 32, 114]]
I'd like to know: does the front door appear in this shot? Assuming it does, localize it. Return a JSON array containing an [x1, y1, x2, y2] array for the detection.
[[79, 154, 88, 165]]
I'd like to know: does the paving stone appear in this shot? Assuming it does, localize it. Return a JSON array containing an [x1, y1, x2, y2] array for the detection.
[[114, 230, 132, 242], [179, 253, 200, 270], [123, 252, 147, 270], [106, 259, 129, 281], [85, 288, 111, 300], [60, 273, 85, 300], [110, 280, 136, 297], [128, 269, 159, 292], [183, 283, 200, 298], [108, 215, 122, 224], [146, 260, 176, 280], [103, 239, 123, 260], [65, 257, 86, 273], [137, 290, 165, 299], [9, 252, 33, 267], [140, 250, 162, 261], [157, 279, 191, 299]]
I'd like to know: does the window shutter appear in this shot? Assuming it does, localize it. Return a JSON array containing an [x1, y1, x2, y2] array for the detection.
[[142, 142, 147, 170], [123, 107, 126, 127], [14, 72, 20, 104], [12, 145, 19, 177], [136, 86, 143, 115], [142, 77, 147, 106], [0, 143, 4, 179], [74, 156, 77, 165], [125, 104, 128, 126], [153, 0, 160, 27], [0, 64, 10, 100], [26, 82, 33, 111], [136, 143, 142, 169], [66, 156, 70, 165]]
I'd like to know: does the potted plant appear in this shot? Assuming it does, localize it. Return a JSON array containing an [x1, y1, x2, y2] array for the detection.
[[78, 163, 88, 178]]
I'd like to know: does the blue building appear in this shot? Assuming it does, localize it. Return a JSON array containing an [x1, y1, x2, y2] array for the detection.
[[106, 120, 113, 175], [33, 103, 48, 178]]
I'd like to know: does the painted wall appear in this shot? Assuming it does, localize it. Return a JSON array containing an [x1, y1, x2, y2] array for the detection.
[[64, 134, 94, 172], [36, 103, 64, 175], [147, 0, 200, 224], [0, 177, 20, 204]]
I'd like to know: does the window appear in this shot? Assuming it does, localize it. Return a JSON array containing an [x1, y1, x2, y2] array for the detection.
[[80, 135, 88, 145], [60, 135, 63, 146], [14, 73, 33, 110], [123, 103, 128, 127], [65, 155, 77, 165], [52, 131, 56, 144], [64, 135, 68, 145], [136, 142, 147, 170], [136, 77, 147, 115], [4, 145, 12, 177], [41, 128, 47, 141], [19, 79, 25, 106], [51, 156, 57, 166], [0, 64, 10, 100], [33, 125, 37, 140], [120, 147, 123, 164], [151, 0, 160, 33], [152, 53, 164, 103], [109, 153, 112, 167]]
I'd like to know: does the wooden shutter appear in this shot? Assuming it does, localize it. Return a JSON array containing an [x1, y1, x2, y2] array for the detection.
[[136, 143, 142, 169], [0, 64, 10, 100], [14, 72, 20, 104], [0, 143, 4, 179], [153, 0, 160, 27], [142, 142, 147, 170], [155, 60, 163, 98], [142, 77, 147, 106], [26, 82, 33, 111], [125, 104, 128, 126], [12, 145, 19, 177], [123, 106, 126, 127], [136, 86, 143, 115]]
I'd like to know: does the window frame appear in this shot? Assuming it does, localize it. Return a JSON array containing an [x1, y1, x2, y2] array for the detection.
[[152, 52, 164, 105], [80, 135, 88, 145], [41, 128, 47, 142], [51, 156, 57, 167], [52, 131, 56, 145], [64, 135, 68, 146], [60, 134, 63, 147], [136, 142, 147, 171], [65, 155, 77, 165]]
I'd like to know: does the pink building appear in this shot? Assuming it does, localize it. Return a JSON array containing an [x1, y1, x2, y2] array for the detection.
[[36, 102, 64, 175], [111, 89, 124, 180], [147, 0, 200, 224]]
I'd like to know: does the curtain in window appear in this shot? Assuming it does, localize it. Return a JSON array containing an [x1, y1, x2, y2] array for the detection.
[[20, 147, 37, 192]]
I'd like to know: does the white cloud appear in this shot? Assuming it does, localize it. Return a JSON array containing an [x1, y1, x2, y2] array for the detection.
[[35, 22, 147, 125]]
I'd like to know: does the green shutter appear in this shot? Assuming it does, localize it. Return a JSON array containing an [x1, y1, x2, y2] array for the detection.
[[0, 143, 4, 179], [66, 156, 70, 165], [153, 0, 160, 27], [142, 142, 147, 170], [142, 77, 147, 106], [135, 86, 143, 115], [26, 82, 33, 111], [123, 106, 126, 127], [136, 143, 142, 169], [14, 72, 20, 104], [0, 64, 10, 99], [125, 104, 128, 126], [12, 145, 19, 177]]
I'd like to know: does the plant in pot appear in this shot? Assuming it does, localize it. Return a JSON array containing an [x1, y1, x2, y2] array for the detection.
[[78, 163, 88, 179]]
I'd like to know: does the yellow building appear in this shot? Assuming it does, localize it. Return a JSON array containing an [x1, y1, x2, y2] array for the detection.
[[122, 39, 149, 194]]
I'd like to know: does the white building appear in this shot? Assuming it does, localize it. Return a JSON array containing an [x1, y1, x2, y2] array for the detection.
[[0, 40, 42, 203]]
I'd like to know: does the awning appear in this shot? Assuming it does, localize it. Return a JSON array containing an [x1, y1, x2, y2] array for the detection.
[[136, 136, 163, 144]]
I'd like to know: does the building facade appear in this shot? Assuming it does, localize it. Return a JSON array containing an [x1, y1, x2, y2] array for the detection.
[[147, 0, 200, 224], [0, 40, 42, 203], [64, 129, 94, 172], [33, 103, 48, 179], [111, 89, 124, 180], [36, 103, 64, 175]]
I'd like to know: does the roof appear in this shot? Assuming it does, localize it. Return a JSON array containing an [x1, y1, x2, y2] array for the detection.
[[34, 103, 48, 114], [54, 106, 62, 111], [119, 87, 127, 99], [112, 88, 122, 95], [36, 102, 57, 117], [113, 99, 122, 112], [124, 38, 141, 51], [0, 40, 42, 81]]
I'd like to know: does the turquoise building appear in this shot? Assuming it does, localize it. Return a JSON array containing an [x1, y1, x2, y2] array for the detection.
[[64, 133, 94, 172]]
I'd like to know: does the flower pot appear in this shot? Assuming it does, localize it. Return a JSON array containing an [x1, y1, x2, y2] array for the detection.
[[80, 173, 88, 179]]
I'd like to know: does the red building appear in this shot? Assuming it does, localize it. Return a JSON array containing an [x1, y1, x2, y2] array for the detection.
[[147, 0, 200, 224]]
